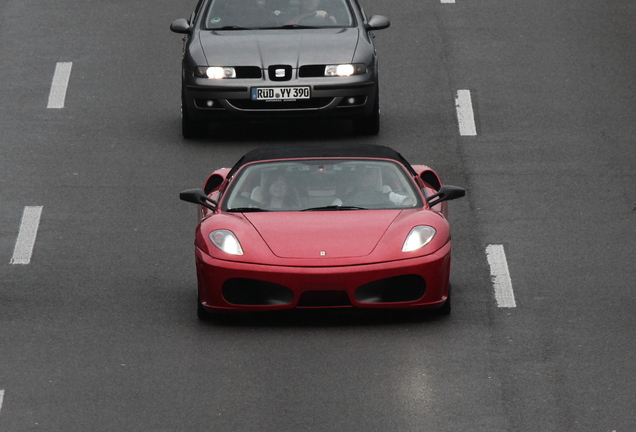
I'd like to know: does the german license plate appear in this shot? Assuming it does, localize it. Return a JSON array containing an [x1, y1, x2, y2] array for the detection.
[[251, 86, 310, 101]]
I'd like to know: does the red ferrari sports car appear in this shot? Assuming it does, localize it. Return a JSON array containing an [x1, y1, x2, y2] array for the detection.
[[180, 145, 465, 319]]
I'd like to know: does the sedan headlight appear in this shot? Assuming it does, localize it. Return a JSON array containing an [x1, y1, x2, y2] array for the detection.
[[209, 230, 244, 255], [195, 66, 236, 79], [325, 63, 366, 77], [402, 226, 436, 252]]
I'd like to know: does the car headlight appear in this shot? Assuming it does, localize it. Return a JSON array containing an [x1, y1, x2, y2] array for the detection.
[[195, 66, 236, 79], [325, 63, 366, 77], [209, 230, 244, 255], [402, 226, 436, 252]]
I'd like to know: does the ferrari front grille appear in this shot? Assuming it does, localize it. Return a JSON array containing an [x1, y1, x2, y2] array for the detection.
[[297, 290, 351, 307]]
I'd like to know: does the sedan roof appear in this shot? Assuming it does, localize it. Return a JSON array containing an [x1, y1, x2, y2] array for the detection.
[[229, 144, 417, 177]]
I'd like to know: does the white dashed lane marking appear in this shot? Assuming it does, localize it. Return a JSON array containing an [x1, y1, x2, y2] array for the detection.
[[486, 244, 517, 308], [10, 206, 43, 265], [47, 62, 73, 109], [0, 390, 4, 415], [455, 89, 477, 136], [440, 0, 455, 3]]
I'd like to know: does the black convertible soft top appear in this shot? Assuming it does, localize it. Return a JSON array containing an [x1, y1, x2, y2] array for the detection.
[[228, 144, 416, 177]]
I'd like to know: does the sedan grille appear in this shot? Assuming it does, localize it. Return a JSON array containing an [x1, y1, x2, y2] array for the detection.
[[299, 65, 326, 78], [235, 66, 262, 79]]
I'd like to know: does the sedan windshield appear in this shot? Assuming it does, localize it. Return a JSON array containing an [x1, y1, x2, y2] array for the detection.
[[225, 159, 421, 212], [204, 0, 353, 29]]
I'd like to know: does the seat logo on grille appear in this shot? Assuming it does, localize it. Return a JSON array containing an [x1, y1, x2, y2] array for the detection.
[[275, 68, 285, 78]]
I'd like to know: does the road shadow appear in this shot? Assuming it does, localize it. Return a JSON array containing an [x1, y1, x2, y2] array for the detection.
[[197, 307, 450, 329], [179, 117, 376, 144]]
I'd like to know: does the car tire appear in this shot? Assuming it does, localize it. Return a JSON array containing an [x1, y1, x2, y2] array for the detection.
[[437, 284, 452, 315], [353, 87, 380, 135], [182, 94, 206, 139]]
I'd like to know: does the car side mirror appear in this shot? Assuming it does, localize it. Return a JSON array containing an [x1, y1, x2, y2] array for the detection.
[[170, 18, 191, 34], [366, 15, 390, 31], [420, 170, 442, 191], [427, 185, 465, 208], [204, 174, 225, 194], [180, 189, 217, 211]]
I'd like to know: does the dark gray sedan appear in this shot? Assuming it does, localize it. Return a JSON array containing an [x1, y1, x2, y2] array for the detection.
[[171, 0, 390, 138]]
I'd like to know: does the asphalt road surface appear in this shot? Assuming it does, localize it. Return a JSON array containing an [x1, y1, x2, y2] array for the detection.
[[1, 0, 635, 430]]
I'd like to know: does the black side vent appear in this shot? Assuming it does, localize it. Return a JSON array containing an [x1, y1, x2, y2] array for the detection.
[[355, 275, 426, 303], [222, 279, 293, 306], [299, 64, 326, 78]]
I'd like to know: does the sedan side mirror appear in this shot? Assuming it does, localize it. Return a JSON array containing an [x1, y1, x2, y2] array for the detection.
[[366, 15, 390, 31], [170, 18, 191, 34], [180, 189, 217, 211], [427, 185, 465, 208]]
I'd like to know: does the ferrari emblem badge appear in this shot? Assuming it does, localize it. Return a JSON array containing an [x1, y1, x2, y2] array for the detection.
[[320, 251, 326, 256]]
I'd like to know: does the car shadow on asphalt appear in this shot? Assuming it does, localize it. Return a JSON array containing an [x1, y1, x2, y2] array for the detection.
[[185, 118, 369, 143]]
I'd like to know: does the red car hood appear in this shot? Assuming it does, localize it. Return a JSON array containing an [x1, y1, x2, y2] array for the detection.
[[243, 211, 401, 259]]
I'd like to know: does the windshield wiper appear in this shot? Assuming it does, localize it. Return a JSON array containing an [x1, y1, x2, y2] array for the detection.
[[215, 25, 253, 30], [227, 207, 270, 212], [279, 24, 320, 29], [301, 205, 367, 211]]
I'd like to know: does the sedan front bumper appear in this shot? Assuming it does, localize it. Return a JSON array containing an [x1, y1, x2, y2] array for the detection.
[[183, 73, 377, 120]]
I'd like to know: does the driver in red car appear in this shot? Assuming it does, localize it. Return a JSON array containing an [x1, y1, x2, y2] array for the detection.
[[334, 167, 412, 207]]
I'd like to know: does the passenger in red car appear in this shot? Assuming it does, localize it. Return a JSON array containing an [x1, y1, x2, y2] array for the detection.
[[261, 173, 298, 210]]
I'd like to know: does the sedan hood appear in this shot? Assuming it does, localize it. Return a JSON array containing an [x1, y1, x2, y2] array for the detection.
[[244, 211, 400, 259], [198, 28, 359, 66]]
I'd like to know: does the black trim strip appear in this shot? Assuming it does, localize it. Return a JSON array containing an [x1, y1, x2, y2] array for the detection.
[[186, 85, 248, 92], [313, 82, 375, 91]]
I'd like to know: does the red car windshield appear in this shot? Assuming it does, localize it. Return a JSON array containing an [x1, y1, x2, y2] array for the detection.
[[224, 159, 422, 212]]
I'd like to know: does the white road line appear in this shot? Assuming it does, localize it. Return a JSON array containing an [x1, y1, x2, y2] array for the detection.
[[0, 390, 4, 415], [440, 0, 455, 3], [486, 244, 517, 308], [455, 89, 477, 136], [47, 62, 73, 109], [10, 206, 43, 265]]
